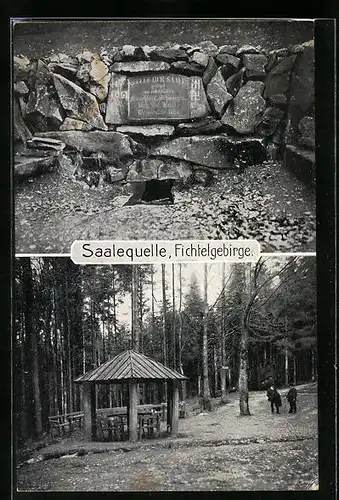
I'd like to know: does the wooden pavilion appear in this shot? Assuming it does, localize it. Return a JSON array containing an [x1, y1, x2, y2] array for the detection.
[[74, 350, 187, 442]]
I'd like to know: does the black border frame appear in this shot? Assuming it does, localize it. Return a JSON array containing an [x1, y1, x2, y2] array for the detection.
[[3, 16, 337, 500]]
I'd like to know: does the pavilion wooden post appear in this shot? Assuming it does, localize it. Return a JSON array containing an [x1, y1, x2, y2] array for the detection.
[[128, 380, 138, 442], [83, 382, 96, 441]]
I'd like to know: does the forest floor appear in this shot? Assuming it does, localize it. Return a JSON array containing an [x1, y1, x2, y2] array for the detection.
[[15, 161, 316, 254], [16, 383, 318, 491]]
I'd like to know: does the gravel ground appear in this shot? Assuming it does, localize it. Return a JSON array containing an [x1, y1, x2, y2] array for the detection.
[[15, 162, 316, 254], [16, 384, 318, 491]]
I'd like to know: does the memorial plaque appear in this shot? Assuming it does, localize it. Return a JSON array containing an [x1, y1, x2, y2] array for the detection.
[[106, 72, 210, 125], [128, 74, 189, 120]]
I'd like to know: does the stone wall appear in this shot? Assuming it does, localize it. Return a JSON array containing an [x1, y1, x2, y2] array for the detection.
[[14, 39, 315, 191]]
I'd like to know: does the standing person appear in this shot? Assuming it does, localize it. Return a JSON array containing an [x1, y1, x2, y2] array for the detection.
[[266, 385, 282, 414], [286, 383, 298, 413]]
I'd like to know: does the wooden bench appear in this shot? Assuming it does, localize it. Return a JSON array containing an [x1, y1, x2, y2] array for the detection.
[[138, 411, 161, 440], [48, 411, 84, 437]]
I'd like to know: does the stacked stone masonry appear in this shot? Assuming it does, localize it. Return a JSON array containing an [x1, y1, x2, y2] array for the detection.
[[13, 40, 315, 188]]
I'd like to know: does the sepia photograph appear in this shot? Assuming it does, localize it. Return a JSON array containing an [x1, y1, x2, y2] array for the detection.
[[13, 19, 316, 254], [14, 257, 318, 491]]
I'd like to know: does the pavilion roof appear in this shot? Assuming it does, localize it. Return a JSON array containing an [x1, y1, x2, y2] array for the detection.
[[74, 350, 188, 383]]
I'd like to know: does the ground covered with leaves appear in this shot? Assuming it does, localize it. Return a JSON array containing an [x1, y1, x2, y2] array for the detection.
[[15, 162, 315, 254], [16, 384, 318, 491]]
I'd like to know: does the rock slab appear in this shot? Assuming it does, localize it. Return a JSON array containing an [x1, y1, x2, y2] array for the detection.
[[206, 69, 233, 117], [221, 81, 266, 134], [38, 131, 134, 156], [151, 135, 235, 169], [53, 74, 107, 130]]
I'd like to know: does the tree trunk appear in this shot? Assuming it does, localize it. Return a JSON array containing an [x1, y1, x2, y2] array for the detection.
[[213, 345, 218, 396], [172, 264, 176, 370], [151, 265, 155, 355], [293, 354, 297, 384], [284, 347, 289, 386], [131, 266, 140, 351], [202, 264, 211, 401], [22, 258, 43, 438], [161, 264, 167, 366], [19, 319, 28, 439], [112, 268, 117, 353], [64, 269, 73, 413], [177, 264, 186, 400], [239, 264, 251, 416], [220, 263, 227, 400]]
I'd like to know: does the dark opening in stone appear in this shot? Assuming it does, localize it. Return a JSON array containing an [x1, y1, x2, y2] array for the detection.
[[125, 179, 174, 206]]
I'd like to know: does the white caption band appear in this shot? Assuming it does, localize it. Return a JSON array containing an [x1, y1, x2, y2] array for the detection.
[[71, 240, 261, 265]]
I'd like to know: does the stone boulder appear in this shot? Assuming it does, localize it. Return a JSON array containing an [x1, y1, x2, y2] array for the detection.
[[206, 69, 233, 117], [126, 159, 159, 181], [283, 145, 315, 188], [53, 73, 107, 130], [38, 131, 135, 156], [289, 43, 314, 115], [14, 151, 58, 178], [202, 57, 218, 86], [218, 45, 237, 55], [126, 158, 193, 183], [48, 54, 78, 79], [269, 47, 290, 57], [242, 54, 268, 78], [158, 160, 193, 181], [88, 55, 110, 101], [149, 48, 189, 62], [256, 107, 284, 136], [14, 81, 29, 95], [119, 45, 146, 61], [284, 42, 314, 148], [116, 125, 175, 137], [105, 165, 127, 183], [27, 136, 65, 151], [25, 60, 64, 131], [264, 55, 297, 105], [176, 117, 223, 135], [190, 51, 210, 68], [226, 136, 267, 167], [298, 116, 315, 149], [197, 41, 219, 56], [151, 135, 236, 169], [225, 68, 245, 97], [110, 61, 171, 73], [171, 61, 204, 76], [13, 55, 31, 82], [221, 81, 266, 134], [236, 45, 261, 56], [60, 118, 93, 131], [57, 152, 81, 179], [74, 52, 110, 100], [14, 96, 32, 144], [216, 54, 241, 78]]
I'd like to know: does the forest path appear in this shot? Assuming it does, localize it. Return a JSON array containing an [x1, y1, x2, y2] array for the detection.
[[17, 384, 318, 491], [15, 162, 315, 254]]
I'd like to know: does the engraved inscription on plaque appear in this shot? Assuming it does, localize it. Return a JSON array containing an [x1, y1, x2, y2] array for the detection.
[[105, 72, 209, 124], [128, 74, 190, 120]]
